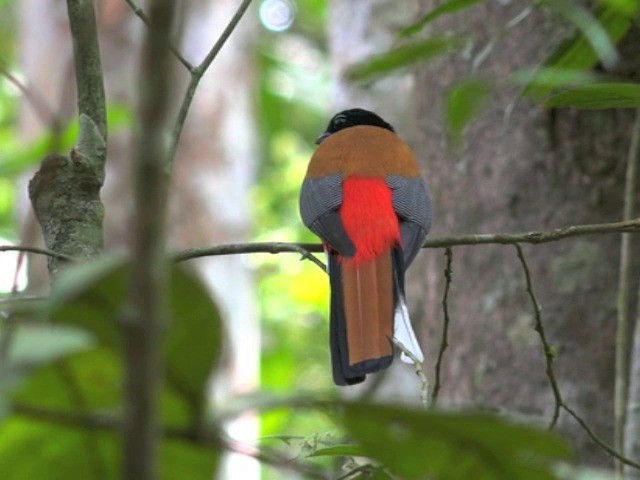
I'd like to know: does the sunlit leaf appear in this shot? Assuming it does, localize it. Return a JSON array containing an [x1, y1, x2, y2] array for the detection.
[[444, 79, 491, 143], [346, 37, 463, 82], [510, 67, 602, 88], [399, 0, 486, 37], [596, 0, 639, 16], [334, 402, 573, 480], [545, 83, 640, 108]]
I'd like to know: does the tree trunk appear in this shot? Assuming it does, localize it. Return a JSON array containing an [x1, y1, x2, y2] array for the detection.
[[329, 0, 640, 466], [413, 0, 640, 467]]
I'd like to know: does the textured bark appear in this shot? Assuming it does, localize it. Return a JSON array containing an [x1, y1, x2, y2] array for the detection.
[[28, 152, 104, 277], [412, 0, 640, 467], [627, 291, 640, 478], [27, 0, 107, 280]]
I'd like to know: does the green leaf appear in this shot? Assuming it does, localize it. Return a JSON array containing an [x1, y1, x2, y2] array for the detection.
[[525, 6, 631, 99], [399, 0, 486, 37], [509, 67, 602, 89], [306, 443, 366, 458], [334, 402, 573, 480], [545, 0, 619, 69], [444, 79, 492, 143], [346, 36, 463, 82], [166, 266, 222, 419], [0, 416, 218, 479], [545, 83, 640, 108], [45, 255, 223, 420], [595, 0, 639, 16]]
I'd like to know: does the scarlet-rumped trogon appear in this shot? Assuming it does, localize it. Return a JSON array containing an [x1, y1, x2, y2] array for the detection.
[[299, 108, 431, 386]]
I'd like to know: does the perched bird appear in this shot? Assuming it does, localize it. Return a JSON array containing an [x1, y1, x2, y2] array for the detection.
[[299, 108, 431, 385]]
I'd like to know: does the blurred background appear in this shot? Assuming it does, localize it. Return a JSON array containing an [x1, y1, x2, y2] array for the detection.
[[0, 0, 639, 478]]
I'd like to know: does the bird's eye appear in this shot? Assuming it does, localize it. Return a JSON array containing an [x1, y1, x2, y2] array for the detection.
[[332, 114, 347, 128]]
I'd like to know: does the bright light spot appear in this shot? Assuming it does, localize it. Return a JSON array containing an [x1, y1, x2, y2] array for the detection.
[[0, 239, 27, 293], [259, 0, 295, 32]]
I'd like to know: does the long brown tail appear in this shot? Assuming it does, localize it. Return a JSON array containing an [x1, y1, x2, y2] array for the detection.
[[328, 251, 394, 385]]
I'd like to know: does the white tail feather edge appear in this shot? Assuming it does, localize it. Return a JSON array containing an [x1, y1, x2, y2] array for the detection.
[[393, 296, 424, 364]]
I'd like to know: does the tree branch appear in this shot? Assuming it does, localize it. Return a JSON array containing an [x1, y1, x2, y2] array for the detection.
[[27, 1, 107, 280], [122, 1, 175, 478], [0, 245, 74, 262], [617, 108, 640, 475], [515, 244, 640, 470], [167, 0, 254, 170], [514, 244, 562, 428], [431, 247, 452, 408], [123, 0, 194, 71]]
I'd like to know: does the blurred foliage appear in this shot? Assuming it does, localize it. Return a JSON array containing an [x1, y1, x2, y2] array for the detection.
[[0, 0, 637, 478], [0, 257, 222, 478]]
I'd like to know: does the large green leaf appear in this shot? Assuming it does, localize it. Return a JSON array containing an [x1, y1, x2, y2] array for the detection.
[[399, 0, 486, 37], [525, 6, 631, 100], [545, 83, 640, 108], [334, 402, 573, 480], [545, 0, 619, 69], [44, 255, 223, 420], [0, 416, 218, 479], [346, 36, 463, 82]]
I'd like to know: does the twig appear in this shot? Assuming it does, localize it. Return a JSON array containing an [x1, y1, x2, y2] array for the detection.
[[392, 338, 429, 409], [562, 403, 640, 470], [122, 1, 175, 479], [615, 108, 640, 474], [423, 218, 640, 248], [123, 0, 193, 71], [0, 245, 74, 262], [167, 0, 253, 170], [515, 244, 640, 469], [170, 218, 640, 263], [173, 242, 326, 271], [514, 244, 562, 428], [431, 247, 453, 408], [0, 65, 58, 128]]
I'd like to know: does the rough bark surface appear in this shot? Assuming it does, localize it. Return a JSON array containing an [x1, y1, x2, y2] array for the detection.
[[28, 152, 104, 277], [413, 0, 640, 466]]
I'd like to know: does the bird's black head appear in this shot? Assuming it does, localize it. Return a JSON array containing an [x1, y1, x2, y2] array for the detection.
[[316, 108, 395, 144]]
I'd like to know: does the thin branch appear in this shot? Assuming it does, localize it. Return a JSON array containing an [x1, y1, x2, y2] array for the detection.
[[171, 218, 640, 264], [431, 247, 453, 408], [0, 245, 74, 262], [123, 1, 175, 479], [173, 242, 326, 271], [123, 0, 194, 71], [514, 244, 562, 428], [424, 218, 640, 248], [0, 65, 58, 128], [562, 403, 640, 470], [66, 0, 107, 141], [616, 108, 640, 474], [167, 0, 254, 169]]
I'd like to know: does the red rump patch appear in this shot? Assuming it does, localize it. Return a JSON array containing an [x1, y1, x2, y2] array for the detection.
[[340, 176, 400, 264]]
